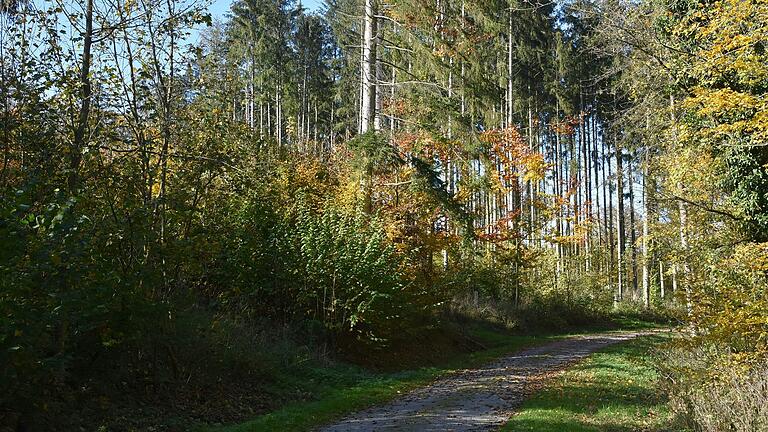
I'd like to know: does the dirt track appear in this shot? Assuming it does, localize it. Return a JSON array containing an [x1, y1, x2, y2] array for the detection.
[[318, 332, 650, 432]]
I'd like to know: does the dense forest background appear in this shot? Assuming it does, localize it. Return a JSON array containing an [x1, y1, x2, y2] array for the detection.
[[1, 0, 766, 430]]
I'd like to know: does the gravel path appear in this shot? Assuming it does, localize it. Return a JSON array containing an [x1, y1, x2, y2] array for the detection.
[[318, 331, 651, 432]]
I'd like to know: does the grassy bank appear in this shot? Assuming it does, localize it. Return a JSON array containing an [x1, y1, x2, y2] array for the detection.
[[204, 324, 549, 432], [502, 334, 672, 432]]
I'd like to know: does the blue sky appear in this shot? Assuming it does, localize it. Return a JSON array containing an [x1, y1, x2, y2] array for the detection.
[[189, 0, 325, 44], [207, 0, 325, 19]]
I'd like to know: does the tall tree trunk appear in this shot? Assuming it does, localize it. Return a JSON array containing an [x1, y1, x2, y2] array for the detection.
[[615, 134, 625, 302], [569, 130, 577, 259], [670, 94, 693, 319], [605, 121, 614, 280], [592, 104, 601, 253], [555, 128, 562, 278], [460, 0, 466, 120], [528, 96, 535, 244], [390, 64, 396, 133], [70, 0, 94, 192], [249, 52, 255, 129], [506, 11, 513, 128], [642, 151, 651, 307], [672, 263, 678, 297], [276, 84, 282, 148], [628, 151, 638, 299], [678, 197, 691, 310], [358, 18, 365, 134], [581, 103, 591, 271], [301, 65, 308, 143], [359, 0, 378, 214], [330, 101, 335, 150], [360, 0, 377, 134]]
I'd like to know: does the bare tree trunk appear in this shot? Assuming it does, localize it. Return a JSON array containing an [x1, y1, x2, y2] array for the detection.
[[592, 105, 601, 261], [582, 105, 591, 272], [390, 64, 396, 133], [506, 11, 513, 128], [330, 101, 335, 150], [302, 65, 308, 143], [629, 151, 638, 299], [0, 11, 9, 187], [569, 130, 577, 259], [671, 263, 678, 299], [678, 198, 691, 310], [555, 115, 563, 280], [360, 0, 377, 134], [259, 76, 264, 137], [615, 134, 625, 302], [359, 0, 378, 214], [70, 0, 94, 192], [249, 52, 255, 129], [460, 0, 466, 120], [642, 150, 651, 308], [606, 127, 614, 280], [670, 94, 693, 319], [276, 84, 282, 148], [528, 96, 534, 244]]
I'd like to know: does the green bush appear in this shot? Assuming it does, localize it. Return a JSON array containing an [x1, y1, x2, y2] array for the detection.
[[656, 242, 768, 431], [209, 186, 412, 341], [292, 206, 408, 339], [0, 189, 167, 427]]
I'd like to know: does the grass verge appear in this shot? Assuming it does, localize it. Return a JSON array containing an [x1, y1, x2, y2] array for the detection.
[[502, 334, 672, 432], [203, 324, 552, 432]]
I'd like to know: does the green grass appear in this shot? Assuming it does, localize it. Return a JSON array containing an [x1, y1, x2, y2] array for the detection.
[[203, 326, 552, 432], [502, 334, 672, 432]]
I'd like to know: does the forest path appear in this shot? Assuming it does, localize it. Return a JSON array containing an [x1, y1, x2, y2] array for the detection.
[[318, 331, 652, 432]]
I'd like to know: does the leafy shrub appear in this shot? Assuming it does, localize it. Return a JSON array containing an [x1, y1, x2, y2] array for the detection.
[[657, 242, 768, 431], [0, 189, 168, 429], [293, 205, 407, 339], [689, 242, 768, 360], [659, 344, 768, 432], [612, 300, 682, 325], [210, 179, 412, 341], [688, 362, 768, 432]]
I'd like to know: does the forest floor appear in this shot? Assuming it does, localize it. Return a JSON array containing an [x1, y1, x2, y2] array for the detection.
[[315, 331, 657, 431]]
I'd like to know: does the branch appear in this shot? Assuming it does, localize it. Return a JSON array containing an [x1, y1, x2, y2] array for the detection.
[[661, 192, 743, 221], [373, 14, 403, 27], [378, 180, 414, 186], [97, 145, 244, 173]]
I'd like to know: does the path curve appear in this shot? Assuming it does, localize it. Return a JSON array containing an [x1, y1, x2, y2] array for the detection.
[[318, 331, 651, 432]]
